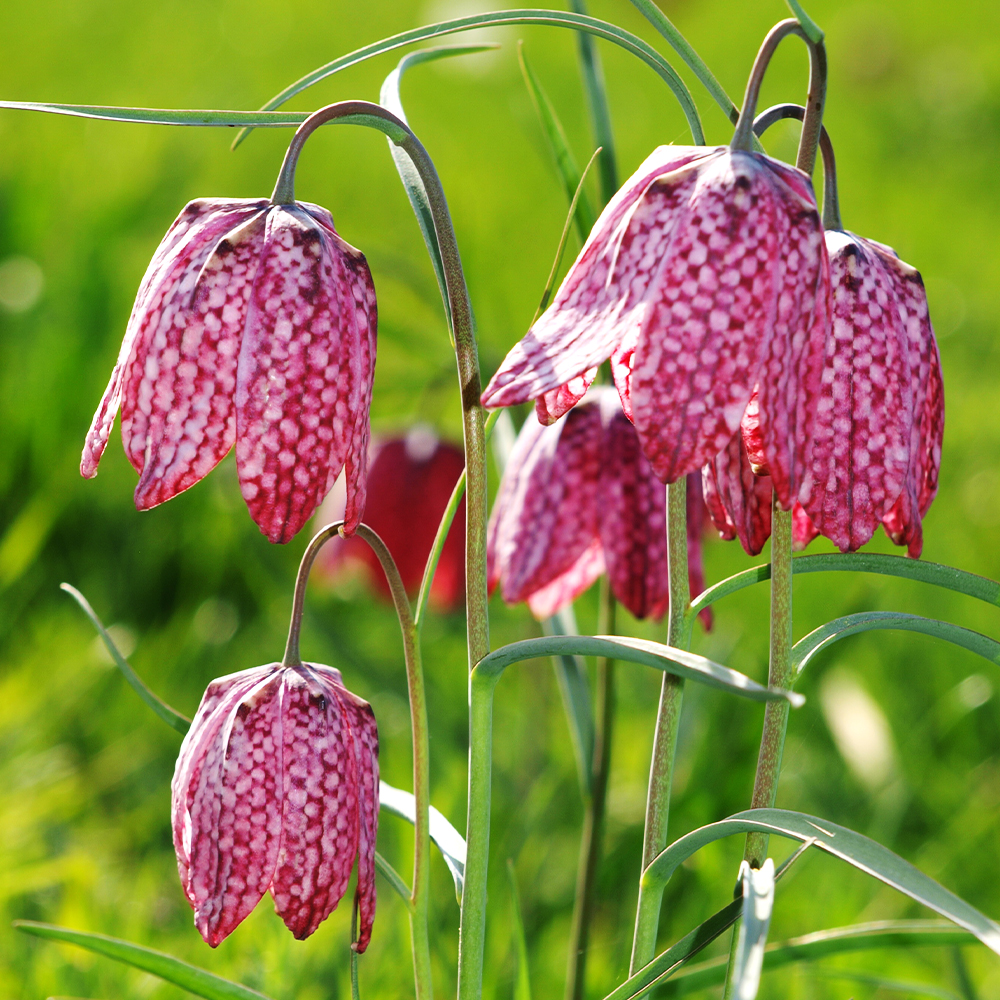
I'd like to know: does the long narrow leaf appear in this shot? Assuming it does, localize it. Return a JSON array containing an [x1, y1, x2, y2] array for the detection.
[[733, 860, 775, 1000], [14, 922, 271, 1000], [475, 635, 804, 706], [657, 920, 973, 996], [232, 10, 704, 148], [374, 851, 413, 906], [643, 809, 1000, 956], [792, 612, 1000, 677], [784, 0, 825, 43], [0, 103, 313, 127], [61, 583, 191, 734], [688, 552, 1000, 622], [518, 42, 596, 241], [507, 861, 533, 1000], [379, 45, 496, 331], [379, 780, 466, 902], [814, 970, 959, 1000]]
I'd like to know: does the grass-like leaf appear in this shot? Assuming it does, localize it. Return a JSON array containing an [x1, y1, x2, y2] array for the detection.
[[379, 780, 466, 902], [14, 922, 271, 1000], [657, 920, 974, 995], [61, 583, 191, 734], [374, 851, 413, 907], [813, 969, 959, 1000], [733, 860, 775, 1000], [475, 635, 804, 706], [232, 10, 704, 149], [0, 103, 313, 127], [784, 0, 825, 43], [792, 612, 1000, 677], [687, 552, 1000, 623], [643, 809, 1000, 956], [507, 861, 533, 1000]]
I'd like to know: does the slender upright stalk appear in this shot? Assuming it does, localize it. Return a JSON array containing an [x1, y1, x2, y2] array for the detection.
[[565, 582, 617, 1000], [282, 520, 433, 1000], [630, 478, 689, 973]]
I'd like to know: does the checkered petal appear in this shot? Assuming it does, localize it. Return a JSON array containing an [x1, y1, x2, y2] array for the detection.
[[686, 472, 713, 631], [702, 432, 773, 556]]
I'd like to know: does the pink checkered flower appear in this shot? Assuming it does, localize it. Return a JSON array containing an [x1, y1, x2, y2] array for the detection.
[[171, 661, 378, 949], [81, 196, 377, 543], [481, 144, 829, 508], [488, 388, 708, 622]]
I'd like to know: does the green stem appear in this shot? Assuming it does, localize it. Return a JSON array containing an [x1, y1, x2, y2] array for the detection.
[[630, 478, 689, 973], [282, 520, 433, 1000], [565, 583, 616, 1000]]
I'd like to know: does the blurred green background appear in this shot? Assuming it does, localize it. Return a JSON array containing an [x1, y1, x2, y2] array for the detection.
[[2, 0, 1000, 997]]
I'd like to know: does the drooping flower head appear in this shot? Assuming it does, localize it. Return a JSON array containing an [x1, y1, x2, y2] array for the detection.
[[82, 195, 377, 543], [481, 144, 829, 509], [171, 661, 378, 949], [315, 427, 466, 611], [488, 388, 708, 622]]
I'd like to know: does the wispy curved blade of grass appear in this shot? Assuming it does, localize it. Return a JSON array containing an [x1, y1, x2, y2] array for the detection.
[[475, 635, 803, 705], [792, 612, 1000, 677], [656, 921, 973, 996], [61, 583, 191, 734], [232, 10, 704, 149], [784, 0, 824, 43], [687, 552, 1000, 622], [815, 969, 959, 999], [375, 851, 413, 907], [0, 102, 313, 127], [643, 809, 1000, 956], [518, 41, 596, 242], [379, 45, 496, 331], [507, 861, 533, 1000], [379, 780, 466, 902], [14, 922, 272, 1000]]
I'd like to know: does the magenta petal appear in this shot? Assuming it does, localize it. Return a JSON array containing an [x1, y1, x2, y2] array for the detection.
[[792, 503, 820, 551], [597, 398, 668, 619], [488, 403, 602, 604], [525, 539, 605, 619], [703, 432, 773, 556], [235, 207, 376, 543], [796, 232, 914, 551], [629, 151, 805, 483], [535, 367, 598, 425], [481, 146, 712, 411], [686, 472, 712, 631]]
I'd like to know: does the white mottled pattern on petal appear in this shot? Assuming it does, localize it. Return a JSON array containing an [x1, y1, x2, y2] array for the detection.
[[525, 539, 605, 619], [481, 146, 713, 409], [535, 367, 598, 425], [702, 432, 772, 556]]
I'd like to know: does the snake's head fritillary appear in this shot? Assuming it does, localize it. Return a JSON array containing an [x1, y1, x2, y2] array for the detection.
[[171, 662, 379, 949], [81, 196, 377, 544]]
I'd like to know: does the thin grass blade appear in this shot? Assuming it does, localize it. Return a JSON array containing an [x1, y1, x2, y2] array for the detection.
[[507, 861, 533, 1000]]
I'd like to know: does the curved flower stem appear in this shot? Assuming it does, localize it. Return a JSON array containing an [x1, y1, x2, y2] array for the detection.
[[282, 520, 433, 1000], [630, 477, 690, 973], [565, 581, 616, 1000]]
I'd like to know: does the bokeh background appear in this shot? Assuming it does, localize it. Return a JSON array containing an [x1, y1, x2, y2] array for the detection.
[[2, 0, 1000, 997]]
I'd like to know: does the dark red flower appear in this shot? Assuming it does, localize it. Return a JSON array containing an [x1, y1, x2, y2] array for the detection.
[[488, 388, 708, 622], [481, 144, 828, 509], [82, 197, 377, 544], [171, 662, 378, 949], [315, 428, 466, 611]]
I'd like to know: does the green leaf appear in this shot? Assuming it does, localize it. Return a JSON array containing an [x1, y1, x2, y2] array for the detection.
[[61, 583, 191, 734], [784, 0, 825, 44], [475, 635, 804, 706], [813, 970, 959, 1000], [643, 809, 1000, 956], [379, 45, 496, 333], [379, 780, 466, 902], [518, 42, 596, 242], [232, 10, 704, 149], [14, 922, 272, 1000], [792, 612, 1000, 677], [0, 102, 314, 127], [507, 861, 533, 1000], [733, 859, 775, 1000], [688, 552, 1000, 622], [374, 851, 413, 907], [657, 920, 974, 996], [543, 605, 595, 798]]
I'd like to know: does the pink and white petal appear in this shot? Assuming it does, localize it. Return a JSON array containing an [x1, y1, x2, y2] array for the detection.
[[629, 151, 789, 483], [686, 472, 712, 631], [82, 200, 262, 478], [597, 398, 668, 619], [610, 325, 639, 422], [130, 212, 268, 509], [796, 232, 913, 552], [182, 671, 284, 946], [701, 462, 738, 542], [491, 402, 603, 604], [739, 390, 770, 477], [235, 208, 375, 543], [482, 148, 715, 410], [791, 503, 819, 551], [535, 367, 598, 425], [269, 667, 360, 940], [525, 539, 605, 619], [704, 432, 773, 556]]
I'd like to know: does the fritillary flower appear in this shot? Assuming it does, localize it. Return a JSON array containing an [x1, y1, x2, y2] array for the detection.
[[81, 196, 377, 543], [171, 661, 378, 948]]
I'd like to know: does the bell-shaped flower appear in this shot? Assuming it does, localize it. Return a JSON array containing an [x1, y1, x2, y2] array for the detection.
[[81, 196, 377, 543], [488, 388, 708, 621], [171, 661, 378, 949], [314, 427, 466, 611], [481, 144, 829, 508]]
